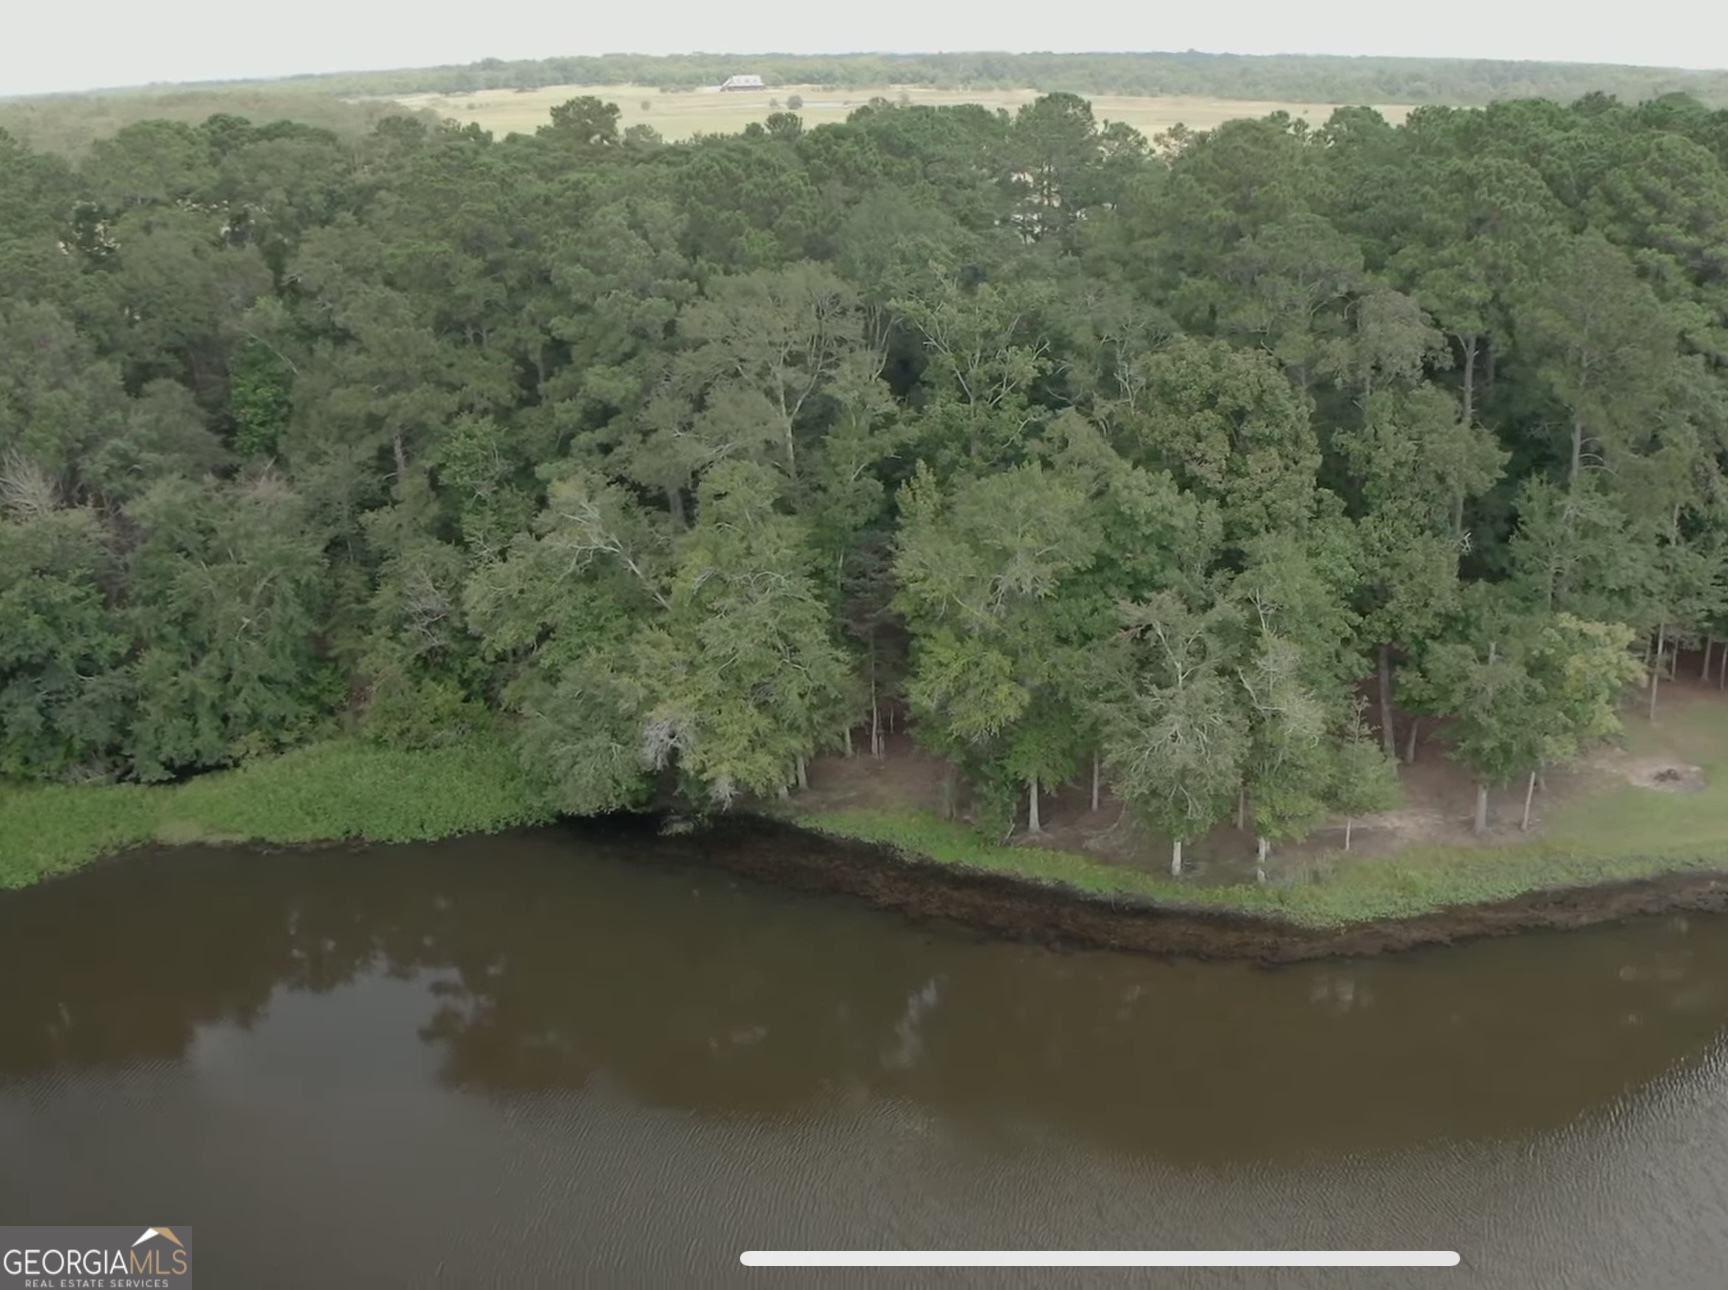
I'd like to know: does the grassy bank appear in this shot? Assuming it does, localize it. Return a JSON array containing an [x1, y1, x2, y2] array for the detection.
[[791, 805, 1728, 928], [0, 736, 552, 889], [791, 699, 1728, 927], [12, 697, 1728, 931]]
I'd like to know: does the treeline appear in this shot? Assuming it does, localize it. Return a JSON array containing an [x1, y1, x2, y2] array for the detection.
[[2, 90, 1726, 870], [207, 51, 1728, 108], [0, 89, 438, 158]]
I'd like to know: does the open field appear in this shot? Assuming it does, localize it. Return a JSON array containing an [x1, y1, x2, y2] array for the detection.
[[386, 82, 1415, 142]]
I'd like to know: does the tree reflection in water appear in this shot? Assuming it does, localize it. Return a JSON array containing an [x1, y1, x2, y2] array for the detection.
[[3, 824, 1728, 1165]]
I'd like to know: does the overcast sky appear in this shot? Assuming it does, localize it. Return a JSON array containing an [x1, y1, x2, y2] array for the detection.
[[3, 0, 1724, 98]]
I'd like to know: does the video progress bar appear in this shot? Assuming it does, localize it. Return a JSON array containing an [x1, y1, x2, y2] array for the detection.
[[741, 1250, 1460, 1267]]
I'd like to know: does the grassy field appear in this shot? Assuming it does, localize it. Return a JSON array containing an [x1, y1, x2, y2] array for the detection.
[[0, 736, 552, 889], [386, 83, 1414, 143], [792, 698, 1728, 929]]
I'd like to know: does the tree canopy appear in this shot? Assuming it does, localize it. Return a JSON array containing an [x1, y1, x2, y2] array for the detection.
[[4, 85, 1720, 865]]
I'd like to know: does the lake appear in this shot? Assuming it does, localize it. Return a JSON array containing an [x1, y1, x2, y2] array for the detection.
[[3, 820, 1726, 1286]]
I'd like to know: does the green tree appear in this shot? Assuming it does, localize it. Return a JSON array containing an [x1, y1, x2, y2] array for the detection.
[[1327, 701, 1401, 850], [1237, 632, 1336, 877], [1334, 383, 1507, 755], [1414, 592, 1637, 833], [894, 460, 1102, 835], [1121, 338, 1321, 549], [0, 498, 130, 778], [1517, 232, 1681, 492], [123, 474, 335, 779], [539, 97, 622, 148], [636, 461, 856, 805], [1094, 592, 1246, 875]]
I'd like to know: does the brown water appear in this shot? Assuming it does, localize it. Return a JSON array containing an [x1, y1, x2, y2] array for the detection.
[[3, 822, 1728, 1288]]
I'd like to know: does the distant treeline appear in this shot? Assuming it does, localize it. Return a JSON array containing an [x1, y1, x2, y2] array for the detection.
[[156, 51, 1728, 107], [0, 88, 437, 157], [9, 51, 1728, 159]]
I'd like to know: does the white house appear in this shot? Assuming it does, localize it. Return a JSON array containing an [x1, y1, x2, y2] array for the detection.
[[719, 75, 765, 92]]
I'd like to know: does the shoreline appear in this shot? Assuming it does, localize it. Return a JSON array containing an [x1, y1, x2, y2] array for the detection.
[[8, 736, 1728, 961], [16, 799, 1728, 962], [727, 812, 1728, 962]]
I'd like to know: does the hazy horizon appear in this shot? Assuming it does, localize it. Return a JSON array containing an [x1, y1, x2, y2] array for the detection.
[[4, 0, 1725, 99]]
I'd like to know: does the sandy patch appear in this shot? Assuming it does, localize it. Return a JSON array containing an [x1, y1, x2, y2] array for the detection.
[[1590, 746, 1708, 795]]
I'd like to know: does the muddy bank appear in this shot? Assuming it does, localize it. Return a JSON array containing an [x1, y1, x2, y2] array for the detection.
[[701, 815, 1728, 962]]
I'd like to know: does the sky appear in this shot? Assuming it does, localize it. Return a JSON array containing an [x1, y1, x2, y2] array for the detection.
[[2, 0, 1725, 98]]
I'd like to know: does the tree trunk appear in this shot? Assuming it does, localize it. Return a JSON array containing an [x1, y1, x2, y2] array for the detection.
[[392, 430, 409, 484], [1237, 786, 1247, 831], [1456, 335, 1477, 537], [1091, 752, 1101, 811], [1460, 334, 1478, 430], [1704, 638, 1714, 682], [1376, 642, 1396, 759], [1170, 838, 1183, 878], [1027, 779, 1042, 835], [870, 675, 882, 759], [1474, 783, 1490, 834], [795, 755, 808, 792], [1405, 716, 1420, 765], [1521, 769, 1537, 832], [1650, 624, 1665, 721], [667, 486, 686, 529], [1569, 415, 1585, 492], [843, 727, 853, 757], [1344, 817, 1353, 851], [1255, 835, 1269, 884]]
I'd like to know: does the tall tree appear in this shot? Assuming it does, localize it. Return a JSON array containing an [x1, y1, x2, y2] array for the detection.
[[894, 460, 1102, 835], [1094, 592, 1246, 875], [1517, 232, 1681, 492]]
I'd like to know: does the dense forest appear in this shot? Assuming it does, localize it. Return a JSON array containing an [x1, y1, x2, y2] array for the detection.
[[99, 51, 1728, 108], [3, 87, 1727, 871]]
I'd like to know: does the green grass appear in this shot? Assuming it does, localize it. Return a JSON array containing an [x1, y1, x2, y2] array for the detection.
[[793, 704, 1728, 929], [0, 736, 552, 889], [793, 805, 1728, 928], [12, 695, 1728, 929], [1542, 700, 1728, 850], [792, 806, 1302, 913]]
